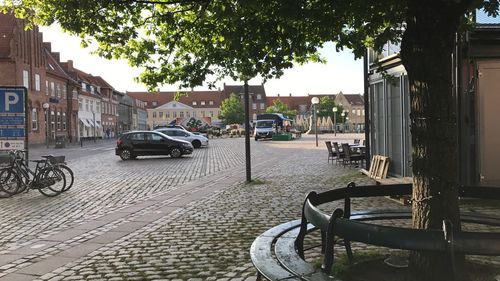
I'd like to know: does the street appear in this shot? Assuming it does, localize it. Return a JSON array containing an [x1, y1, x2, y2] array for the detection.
[[0, 134, 497, 280]]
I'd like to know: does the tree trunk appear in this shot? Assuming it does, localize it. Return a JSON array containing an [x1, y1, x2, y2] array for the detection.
[[400, 1, 470, 280]]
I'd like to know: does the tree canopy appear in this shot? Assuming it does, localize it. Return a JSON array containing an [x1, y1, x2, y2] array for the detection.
[[219, 93, 244, 125], [265, 98, 297, 119], [317, 96, 344, 121]]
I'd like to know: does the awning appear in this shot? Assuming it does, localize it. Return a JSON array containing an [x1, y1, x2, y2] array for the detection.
[[87, 119, 95, 127], [95, 121, 101, 128], [79, 117, 91, 128]]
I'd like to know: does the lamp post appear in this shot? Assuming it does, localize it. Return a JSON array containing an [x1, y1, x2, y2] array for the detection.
[[345, 116, 350, 133], [311, 97, 319, 147], [332, 106, 338, 136], [341, 111, 345, 133], [92, 111, 96, 142], [43, 103, 50, 148]]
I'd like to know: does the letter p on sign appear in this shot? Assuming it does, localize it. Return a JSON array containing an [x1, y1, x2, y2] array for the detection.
[[4, 92, 19, 112]]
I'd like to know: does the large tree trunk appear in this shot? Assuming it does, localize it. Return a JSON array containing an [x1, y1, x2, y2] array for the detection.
[[400, 1, 470, 280]]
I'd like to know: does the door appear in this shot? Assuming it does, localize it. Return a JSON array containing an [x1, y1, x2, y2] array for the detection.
[[477, 61, 500, 185], [128, 133, 147, 155], [147, 132, 171, 155]]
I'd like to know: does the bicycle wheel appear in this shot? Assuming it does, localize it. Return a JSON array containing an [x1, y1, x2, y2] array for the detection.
[[0, 167, 21, 196], [37, 167, 66, 197], [58, 164, 74, 191]]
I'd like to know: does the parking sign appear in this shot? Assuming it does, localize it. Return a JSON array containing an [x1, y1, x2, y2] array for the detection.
[[0, 87, 27, 152]]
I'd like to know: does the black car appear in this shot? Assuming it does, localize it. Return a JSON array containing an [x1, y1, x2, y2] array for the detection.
[[115, 131, 194, 160]]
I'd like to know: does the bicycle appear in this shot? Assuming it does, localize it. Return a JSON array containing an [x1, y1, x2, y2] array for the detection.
[[40, 155, 74, 192], [0, 150, 66, 197]]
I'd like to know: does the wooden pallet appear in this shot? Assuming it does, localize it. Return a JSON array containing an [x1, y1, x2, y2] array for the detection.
[[360, 155, 390, 180]]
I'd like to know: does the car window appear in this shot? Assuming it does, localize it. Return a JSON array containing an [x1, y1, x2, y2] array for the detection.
[[146, 133, 164, 141], [160, 130, 174, 136], [129, 133, 144, 141]]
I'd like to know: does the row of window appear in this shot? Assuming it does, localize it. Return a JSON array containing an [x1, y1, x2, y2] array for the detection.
[[151, 110, 219, 119], [78, 98, 118, 115], [30, 108, 67, 132], [23, 70, 68, 99]]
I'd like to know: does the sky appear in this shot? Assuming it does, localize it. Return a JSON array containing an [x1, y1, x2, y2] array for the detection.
[[39, 25, 364, 97]]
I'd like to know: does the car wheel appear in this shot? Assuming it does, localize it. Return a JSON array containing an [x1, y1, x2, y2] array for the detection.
[[192, 140, 201, 148], [120, 149, 132, 160], [170, 147, 182, 158]]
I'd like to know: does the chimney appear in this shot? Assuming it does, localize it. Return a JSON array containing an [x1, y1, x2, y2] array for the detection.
[[66, 60, 73, 71], [289, 93, 292, 97], [277, 93, 280, 97], [43, 42, 51, 52], [52, 52, 60, 62]]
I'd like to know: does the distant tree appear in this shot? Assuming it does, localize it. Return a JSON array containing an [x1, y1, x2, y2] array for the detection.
[[265, 99, 297, 119], [219, 94, 244, 125], [317, 96, 345, 122]]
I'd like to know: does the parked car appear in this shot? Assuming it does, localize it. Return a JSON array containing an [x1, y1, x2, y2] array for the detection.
[[153, 124, 187, 131], [115, 131, 193, 160], [155, 128, 209, 148]]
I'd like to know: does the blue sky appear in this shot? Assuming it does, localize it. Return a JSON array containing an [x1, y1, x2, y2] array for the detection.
[[40, 25, 364, 97]]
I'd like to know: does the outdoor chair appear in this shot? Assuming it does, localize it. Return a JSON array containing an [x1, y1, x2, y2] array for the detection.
[[325, 141, 336, 163], [341, 143, 364, 167], [333, 142, 345, 165]]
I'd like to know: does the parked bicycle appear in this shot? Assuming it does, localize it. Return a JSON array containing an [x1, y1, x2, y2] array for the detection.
[[40, 155, 74, 191], [0, 150, 66, 197]]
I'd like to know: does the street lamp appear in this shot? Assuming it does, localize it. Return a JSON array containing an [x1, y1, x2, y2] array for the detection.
[[43, 103, 50, 148], [341, 111, 345, 134], [92, 110, 96, 142], [345, 116, 350, 133], [332, 106, 338, 136], [311, 97, 319, 147]]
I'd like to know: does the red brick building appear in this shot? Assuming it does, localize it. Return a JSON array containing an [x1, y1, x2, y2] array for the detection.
[[0, 13, 78, 145]]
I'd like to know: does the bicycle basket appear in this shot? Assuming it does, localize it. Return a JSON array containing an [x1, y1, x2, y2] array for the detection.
[[0, 154, 13, 166], [49, 156, 66, 164]]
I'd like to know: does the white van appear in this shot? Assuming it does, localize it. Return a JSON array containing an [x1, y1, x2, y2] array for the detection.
[[254, 119, 276, 141]]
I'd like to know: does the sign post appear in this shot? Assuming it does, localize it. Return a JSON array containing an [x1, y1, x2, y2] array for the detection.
[[0, 87, 28, 155]]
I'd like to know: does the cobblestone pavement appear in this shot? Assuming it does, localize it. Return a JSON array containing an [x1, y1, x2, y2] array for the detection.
[[0, 134, 498, 280]]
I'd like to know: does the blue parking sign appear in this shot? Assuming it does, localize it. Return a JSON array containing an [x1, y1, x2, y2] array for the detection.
[[0, 88, 25, 113]]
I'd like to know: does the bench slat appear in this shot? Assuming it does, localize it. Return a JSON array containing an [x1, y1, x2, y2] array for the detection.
[[275, 228, 333, 281]]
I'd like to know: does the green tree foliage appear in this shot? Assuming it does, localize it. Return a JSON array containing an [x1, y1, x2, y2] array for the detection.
[[4, 1, 500, 279], [317, 96, 344, 121], [265, 99, 297, 119], [219, 94, 244, 125]]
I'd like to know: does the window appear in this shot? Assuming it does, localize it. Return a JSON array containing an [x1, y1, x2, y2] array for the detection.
[[173, 112, 177, 118], [159, 112, 163, 118], [31, 108, 38, 131], [210, 111, 214, 117], [260, 103, 265, 110], [152, 101, 157, 106], [35, 74, 40, 91], [153, 112, 157, 118], [166, 112, 170, 118], [45, 80, 49, 95], [63, 113, 67, 130], [201, 101, 206, 105], [192, 101, 197, 106], [193, 112, 196, 117], [130, 133, 145, 141], [23, 70, 29, 89], [252, 103, 257, 110], [180, 111, 184, 118], [209, 100, 214, 105], [90, 100, 94, 112], [85, 100, 89, 111], [149, 133, 163, 141], [357, 109, 361, 116], [56, 84, 61, 98], [257, 94, 262, 100], [51, 82, 55, 96], [62, 85, 67, 99], [96, 102, 100, 113], [201, 111, 205, 117], [79, 99, 83, 110], [186, 111, 190, 117], [90, 86, 94, 94], [57, 111, 61, 130]]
